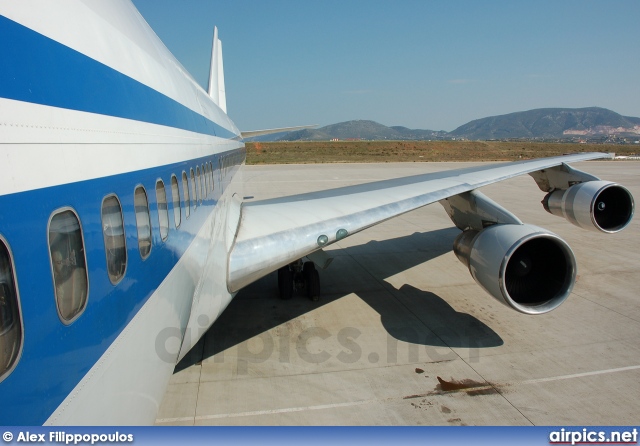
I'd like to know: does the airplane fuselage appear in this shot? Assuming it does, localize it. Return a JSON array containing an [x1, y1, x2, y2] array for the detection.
[[1, 2, 244, 424]]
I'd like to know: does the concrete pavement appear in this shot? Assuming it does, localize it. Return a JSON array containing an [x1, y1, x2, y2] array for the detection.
[[156, 161, 640, 426]]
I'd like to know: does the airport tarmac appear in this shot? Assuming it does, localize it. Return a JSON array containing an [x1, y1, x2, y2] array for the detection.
[[155, 161, 640, 426]]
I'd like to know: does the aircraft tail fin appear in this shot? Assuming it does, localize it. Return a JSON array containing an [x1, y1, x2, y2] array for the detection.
[[207, 27, 227, 113]]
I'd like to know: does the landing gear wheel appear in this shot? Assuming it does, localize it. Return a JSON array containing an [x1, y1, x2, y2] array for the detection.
[[303, 261, 315, 275], [302, 262, 315, 286], [304, 262, 320, 301], [278, 266, 293, 300]]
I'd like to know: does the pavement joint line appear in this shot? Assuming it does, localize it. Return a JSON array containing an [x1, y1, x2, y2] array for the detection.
[[157, 364, 640, 424], [157, 399, 378, 423], [571, 291, 640, 325], [519, 364, 640, 385], [459, 348, 536, 425], [196, 358, 460, 383], [156, 416, 195, 424], [191, 334, 208, 426], [475, 363, 640, 425]]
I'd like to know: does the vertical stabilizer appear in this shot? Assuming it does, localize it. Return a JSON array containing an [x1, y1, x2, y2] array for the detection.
[[207, 27, 227, 113], [217, 40, 226, 114]]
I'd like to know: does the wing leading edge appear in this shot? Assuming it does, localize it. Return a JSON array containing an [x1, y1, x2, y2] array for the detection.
[[227, 152, 616, 293], [240, 125, 318, 139]]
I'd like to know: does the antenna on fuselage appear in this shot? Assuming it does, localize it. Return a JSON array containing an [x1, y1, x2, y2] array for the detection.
[[207, 26, 227, 113]]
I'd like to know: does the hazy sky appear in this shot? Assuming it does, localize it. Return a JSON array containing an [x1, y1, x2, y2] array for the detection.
[[131, 0, 640, 132]]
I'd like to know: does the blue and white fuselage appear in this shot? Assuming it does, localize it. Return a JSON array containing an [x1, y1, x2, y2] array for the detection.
[[1, 1, 244, 424]]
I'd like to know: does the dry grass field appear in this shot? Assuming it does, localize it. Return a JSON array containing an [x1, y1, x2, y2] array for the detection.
[[245, 141, 638, 164]]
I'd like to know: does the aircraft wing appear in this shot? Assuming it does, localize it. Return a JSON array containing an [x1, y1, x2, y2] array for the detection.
[[241, 124, 318, 139], [227, 152, 615, 293]]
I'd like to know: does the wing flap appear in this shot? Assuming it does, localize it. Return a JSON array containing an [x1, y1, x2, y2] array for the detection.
[[227, 152, 609, 292]]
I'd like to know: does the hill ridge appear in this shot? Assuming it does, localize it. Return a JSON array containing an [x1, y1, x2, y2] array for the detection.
[[260, 107, 639, 142]]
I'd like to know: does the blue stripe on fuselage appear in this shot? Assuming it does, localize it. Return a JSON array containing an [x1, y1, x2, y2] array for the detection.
[[0, 150, 243, 425], [0, 15, 237, 139]]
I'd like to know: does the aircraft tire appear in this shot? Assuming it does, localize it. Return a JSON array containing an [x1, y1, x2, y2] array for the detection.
[[307, 268, 320, 301], [278, 266, 293, 300]]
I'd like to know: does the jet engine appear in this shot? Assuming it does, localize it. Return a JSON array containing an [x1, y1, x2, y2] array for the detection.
[[543, 181, 634, 233], [453, 224, 577, 315]]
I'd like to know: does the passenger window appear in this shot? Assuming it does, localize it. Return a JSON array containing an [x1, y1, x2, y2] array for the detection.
[[196, 166, 201, 204], [156, 180, 169, 241], [209, 162, 214, 191], [170, 175, 181, 228], [134, 186, 152, 259], [0, 238, 22, 381], [101, 195, 127, 284], [203, 164, 209, 195], [190, 168, 197, 209], [204, 162, 211, 195], [200, 164, 206, 198], [182, 171, 190, 218], [201, 164, 207, 196], [48, 210, 89, 323]]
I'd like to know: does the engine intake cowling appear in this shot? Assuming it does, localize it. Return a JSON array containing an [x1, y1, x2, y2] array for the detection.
[[454, 224, 577, 315], [543, 181, 634, 233]]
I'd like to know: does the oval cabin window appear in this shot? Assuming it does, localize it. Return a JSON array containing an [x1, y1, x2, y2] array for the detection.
[[182, 171, 190, 218], [196, 166, 201, 204], [170, 175, 181, 228], [156, 180, 169, 241], [48, 210, 89, 323], [190, 168, 197, 210], [0, 238, 22, 381], [209, 162, 214, 192], [101, 195, 127, 284], [134, 186, 152, 259], [200, 164, 206, 198]]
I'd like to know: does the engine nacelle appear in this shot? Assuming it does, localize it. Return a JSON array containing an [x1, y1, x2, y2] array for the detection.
[[454, 224, 577, 315], [543, 181, 634, 233]]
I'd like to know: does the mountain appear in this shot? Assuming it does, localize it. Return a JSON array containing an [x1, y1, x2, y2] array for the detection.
[[449, 107, 640, 140], [248, 108, 640, 142], [276, 120, 446, 141], [390, 126, 449, 140], [277, 128, 331, 141], [624, 115, 640, 126]]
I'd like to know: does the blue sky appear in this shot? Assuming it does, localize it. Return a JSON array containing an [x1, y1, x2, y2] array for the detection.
[[131, 0, 640, 132]]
